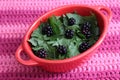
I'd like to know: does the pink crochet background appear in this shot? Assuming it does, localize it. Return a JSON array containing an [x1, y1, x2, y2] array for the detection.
[[0, 0, 120, 80]]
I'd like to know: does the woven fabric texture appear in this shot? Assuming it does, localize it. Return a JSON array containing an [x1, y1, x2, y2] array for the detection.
[[0, 0, 120, 80]]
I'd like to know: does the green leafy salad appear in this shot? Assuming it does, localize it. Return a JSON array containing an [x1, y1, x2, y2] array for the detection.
[[28, 12, 100, 60]]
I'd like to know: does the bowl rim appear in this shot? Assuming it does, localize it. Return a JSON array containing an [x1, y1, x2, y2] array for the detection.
[[23, 4, 108, 64]]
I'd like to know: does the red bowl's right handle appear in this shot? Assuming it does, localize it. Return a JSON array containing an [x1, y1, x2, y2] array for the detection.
[[95, 6, 112, 22], [15, 44, 38, 66]]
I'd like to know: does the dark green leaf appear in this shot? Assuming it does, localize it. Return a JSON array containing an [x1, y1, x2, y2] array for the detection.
[[94, 27, 100, 36], [56, 19, 64, 35], [28, 38, 38, 46], [56, 16, 61, 19], [76, 30, 86, 39], [48, 15, 63, 35], [32, 46, 42, 51], [63, 16, 68, 27], [65, 25, 79, 31], [47, 38, 71, 47], [83, 13, 97, 23], [88, 38, 96, 46], [58, 55, 65, 60], [67, 42, 80, 58], [46, 46, 56, 59], [31, 23, 44, 39], [72, 36, 82, 48], [31, 30, 40, 37], [90, 25, 100, 36], [66, 13, 83, 24]]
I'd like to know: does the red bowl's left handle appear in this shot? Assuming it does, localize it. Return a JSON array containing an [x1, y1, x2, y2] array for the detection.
[[15, 44, 38, 66]]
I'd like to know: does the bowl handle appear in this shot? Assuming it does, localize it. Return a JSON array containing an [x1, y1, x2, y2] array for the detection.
[[15, 44, 38, 66], [94, 6, 112, 22]]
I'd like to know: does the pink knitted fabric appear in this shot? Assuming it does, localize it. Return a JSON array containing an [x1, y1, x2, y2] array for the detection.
[[0, 0, 120, 80]]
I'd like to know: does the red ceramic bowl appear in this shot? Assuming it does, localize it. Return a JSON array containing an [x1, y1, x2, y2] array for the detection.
[[15, 5, 112, 72]]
